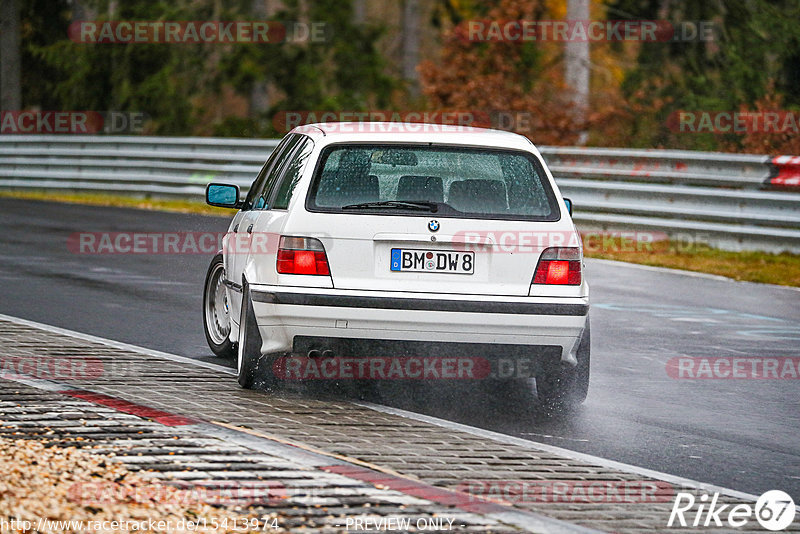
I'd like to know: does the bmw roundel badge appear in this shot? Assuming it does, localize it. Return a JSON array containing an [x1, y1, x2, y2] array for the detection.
[[428, 220, 440, 232]]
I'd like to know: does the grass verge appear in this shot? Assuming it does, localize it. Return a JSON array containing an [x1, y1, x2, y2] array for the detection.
[[584, 237, 800, 287], [0, 190, 231, 217], [2, 190, 798, 288]]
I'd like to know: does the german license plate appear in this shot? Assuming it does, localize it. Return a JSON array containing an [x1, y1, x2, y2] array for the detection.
[[390, 249, 474, 274]]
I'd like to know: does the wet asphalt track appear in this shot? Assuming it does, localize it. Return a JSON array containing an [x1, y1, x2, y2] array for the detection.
[[1, 197, 798, 500]]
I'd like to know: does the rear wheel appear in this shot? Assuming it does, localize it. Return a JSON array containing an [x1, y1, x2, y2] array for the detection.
[[203, 254, 236, 358], [536, 320, 590, 408]]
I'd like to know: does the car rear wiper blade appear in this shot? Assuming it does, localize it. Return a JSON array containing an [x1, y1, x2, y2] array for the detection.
[[342, 200, 440, 212]]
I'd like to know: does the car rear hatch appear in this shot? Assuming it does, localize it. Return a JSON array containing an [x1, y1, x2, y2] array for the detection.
[[301, 142, 576, 297]]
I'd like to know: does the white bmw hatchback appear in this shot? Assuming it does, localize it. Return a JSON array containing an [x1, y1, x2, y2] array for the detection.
[[203, 122, 590, 405]]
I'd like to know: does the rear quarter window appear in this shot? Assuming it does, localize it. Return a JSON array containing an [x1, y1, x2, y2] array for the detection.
[[272, 137, 315, 210]]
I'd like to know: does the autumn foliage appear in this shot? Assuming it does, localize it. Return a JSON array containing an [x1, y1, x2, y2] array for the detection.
[[720, 83, 800, 155], [420, 0, 800, 153], [418, 0, 630, 146]]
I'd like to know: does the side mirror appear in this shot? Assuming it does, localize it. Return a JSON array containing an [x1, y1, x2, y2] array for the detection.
[[563, 197, 573, 216], [206, 183, 242, 209]]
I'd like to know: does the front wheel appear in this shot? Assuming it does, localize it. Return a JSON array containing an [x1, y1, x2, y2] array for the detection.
[[203, 254, 236, 358], [536, 319, 590, 408]]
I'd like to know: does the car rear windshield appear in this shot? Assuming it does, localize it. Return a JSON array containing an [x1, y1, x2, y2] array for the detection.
[[306, 144, 560, 221]]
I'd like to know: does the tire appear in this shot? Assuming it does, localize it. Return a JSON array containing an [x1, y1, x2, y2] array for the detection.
[[203, 254, 236, 358], [536, 319, 590, 408], [237, 282, 262, 389]]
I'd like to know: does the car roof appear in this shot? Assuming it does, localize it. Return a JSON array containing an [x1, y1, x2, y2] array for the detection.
[[289, 122, 536, 151]]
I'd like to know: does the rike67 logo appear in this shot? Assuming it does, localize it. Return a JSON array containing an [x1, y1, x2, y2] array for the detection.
[[668, 490, 796, 531]]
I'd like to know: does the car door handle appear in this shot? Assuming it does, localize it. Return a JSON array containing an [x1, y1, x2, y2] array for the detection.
[[246, 224, 254, 234]]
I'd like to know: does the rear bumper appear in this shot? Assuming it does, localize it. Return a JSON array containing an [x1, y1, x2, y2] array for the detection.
[[248, 285, 589, 366]]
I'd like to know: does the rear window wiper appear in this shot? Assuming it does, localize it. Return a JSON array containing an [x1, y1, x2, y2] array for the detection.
[[342, 200, 440, 212]]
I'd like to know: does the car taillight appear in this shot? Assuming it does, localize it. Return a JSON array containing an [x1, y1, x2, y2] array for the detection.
[[532, 247, 582, 285], [277, 237, 330, 276]]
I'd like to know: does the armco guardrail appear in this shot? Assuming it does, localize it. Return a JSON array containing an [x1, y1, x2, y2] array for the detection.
[[1, 135, 799, 253], [0, 135, 277, 197], [543, 147, 800, 252]]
